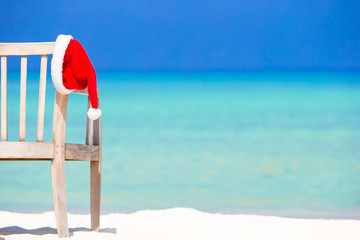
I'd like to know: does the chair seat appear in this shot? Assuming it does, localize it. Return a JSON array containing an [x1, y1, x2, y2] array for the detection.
[[0, 142, 99, 161]]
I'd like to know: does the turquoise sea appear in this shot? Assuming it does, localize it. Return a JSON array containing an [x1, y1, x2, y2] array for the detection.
[[0, 71, 359, 218]]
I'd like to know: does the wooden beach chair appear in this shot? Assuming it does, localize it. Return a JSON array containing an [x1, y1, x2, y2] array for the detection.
[[0, 42, 102, 238]]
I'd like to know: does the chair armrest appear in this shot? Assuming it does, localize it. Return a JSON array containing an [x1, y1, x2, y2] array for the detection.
[[73, 89, 89, 96]]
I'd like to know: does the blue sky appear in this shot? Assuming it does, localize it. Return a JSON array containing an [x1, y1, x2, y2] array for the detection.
[[1, 0, 360, 71]]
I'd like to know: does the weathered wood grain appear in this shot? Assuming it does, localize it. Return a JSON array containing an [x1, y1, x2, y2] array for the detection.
[[1, 56, 7, 141], [51, 92, 70, 238], [19, 56, 27, 141], [0, 42, 54, 55], [37, 55, 48, 142], [91, 96, 101, 231]]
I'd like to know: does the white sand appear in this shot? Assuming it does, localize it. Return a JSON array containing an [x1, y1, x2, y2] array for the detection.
[[0, 208, 359, 240]]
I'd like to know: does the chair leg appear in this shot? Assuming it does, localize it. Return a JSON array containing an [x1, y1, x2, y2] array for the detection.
[[90, 160, 101, 231], [90, 99, 101, 231], [51, 157, 70, 238]]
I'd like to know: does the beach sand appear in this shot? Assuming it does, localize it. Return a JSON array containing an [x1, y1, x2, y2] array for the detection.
[[0, 208, 359, 239]]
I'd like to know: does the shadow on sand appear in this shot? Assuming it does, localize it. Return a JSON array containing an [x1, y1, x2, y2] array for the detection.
[[0, 226, 116, 236]]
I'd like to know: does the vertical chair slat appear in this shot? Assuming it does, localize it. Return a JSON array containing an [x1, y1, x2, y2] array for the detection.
[[89, 98, 94, 146], [37, 55, 47, 142], [90, 119, 94, 146], [86, 96, 90, 145], [1, 56, 7, 141], [19, 56, 27, 141]]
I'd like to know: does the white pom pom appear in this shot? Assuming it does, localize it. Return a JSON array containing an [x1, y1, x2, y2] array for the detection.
[[87, 108, 102, 120]]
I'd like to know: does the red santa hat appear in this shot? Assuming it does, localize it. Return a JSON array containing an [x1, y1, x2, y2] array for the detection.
[[51, 34, 101, 120]]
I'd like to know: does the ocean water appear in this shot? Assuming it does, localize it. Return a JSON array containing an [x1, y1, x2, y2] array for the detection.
[[0, 71, 359, 218]]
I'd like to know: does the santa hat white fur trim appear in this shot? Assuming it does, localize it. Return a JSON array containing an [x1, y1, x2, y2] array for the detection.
[[51, 34, 74, 94], [87, 108, 102, 120]]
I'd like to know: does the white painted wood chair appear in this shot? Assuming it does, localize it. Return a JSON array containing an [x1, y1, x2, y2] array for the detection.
[[0, 42, 101, 238]]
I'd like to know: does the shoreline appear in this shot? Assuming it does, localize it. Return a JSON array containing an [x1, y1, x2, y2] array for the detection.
[[2, 207, 359, 220]]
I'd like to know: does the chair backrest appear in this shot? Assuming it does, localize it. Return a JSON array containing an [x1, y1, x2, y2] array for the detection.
[[0, 42, 56, 143], [0, 42, 91, 145]]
